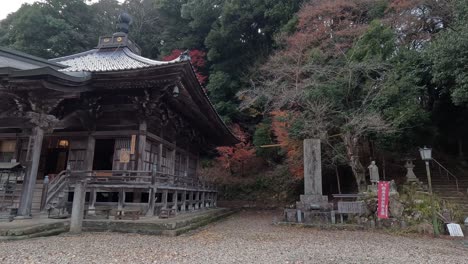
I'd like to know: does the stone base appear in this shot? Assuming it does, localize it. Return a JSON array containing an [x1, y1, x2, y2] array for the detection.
[[303, 211, 332, 224], [13, 215, 33, 220], [297, 195, 329, 210], [406, 177, 420, 183], [300, 194, 328, 203]]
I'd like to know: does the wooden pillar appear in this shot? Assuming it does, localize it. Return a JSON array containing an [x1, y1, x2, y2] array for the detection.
[[173, 190, 178, 213], [70, 180, 86, 233], [185, 154, 190, 177], [85, 135, 96, 213], [135, 121, 147, 203], [17, 127, 44, 217], [213, 192, 217, 207], [137, 121, 147, 171], [195, 192, 200, 210], [186, 191, 191, 211], [85, 135, 95, 171], [181, 190, 186, 212], [171, 142, 177, 175], [201, 192, 205, 209], [118, 188, 125, 210], [162, 190, 168, 209], [146, 165, 157, 217], [158, 143, 163, 173], [88, 189, 96, 213]]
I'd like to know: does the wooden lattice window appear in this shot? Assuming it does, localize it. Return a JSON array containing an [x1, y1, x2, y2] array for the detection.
[[144, 140, 159, 171]]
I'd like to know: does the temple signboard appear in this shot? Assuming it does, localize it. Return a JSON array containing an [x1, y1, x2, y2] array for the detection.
[[377, 181, 390, 219]]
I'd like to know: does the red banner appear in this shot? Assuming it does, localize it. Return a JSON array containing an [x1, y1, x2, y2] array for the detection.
[[377, 181, 390, 219]]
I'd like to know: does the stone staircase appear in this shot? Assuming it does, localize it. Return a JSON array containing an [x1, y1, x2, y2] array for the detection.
[[414, 160, 468, 218]]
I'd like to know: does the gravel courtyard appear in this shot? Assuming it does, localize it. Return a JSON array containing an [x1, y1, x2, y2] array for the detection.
[[0, 210, 466, 264]]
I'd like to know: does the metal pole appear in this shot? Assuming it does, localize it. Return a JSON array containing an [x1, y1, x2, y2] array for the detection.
[[425, 161, 440, 237]]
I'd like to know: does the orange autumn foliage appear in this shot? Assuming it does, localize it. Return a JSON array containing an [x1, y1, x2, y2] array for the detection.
[[270, 111, 303, 178], [216, 124, 256, 175]]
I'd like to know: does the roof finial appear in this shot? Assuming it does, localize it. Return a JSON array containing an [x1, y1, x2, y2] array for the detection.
[[116, 12, 132, 34], [179, 50, 191, 61]]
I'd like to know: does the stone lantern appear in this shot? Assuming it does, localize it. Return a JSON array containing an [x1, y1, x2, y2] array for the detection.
[[404, 159, 419, 183]]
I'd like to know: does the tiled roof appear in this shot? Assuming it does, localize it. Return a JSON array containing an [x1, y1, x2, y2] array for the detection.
[[50, 47, 181, 72]]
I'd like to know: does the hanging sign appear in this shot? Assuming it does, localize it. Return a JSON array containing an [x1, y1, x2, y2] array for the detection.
[[377, 181, 390, 219], [130, 135, 136, 154], [119, 149, 131, 163]]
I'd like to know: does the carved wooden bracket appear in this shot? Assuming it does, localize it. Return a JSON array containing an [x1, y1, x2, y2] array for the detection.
[[76, 95, 103, 131], [9, 91, 63, 130]]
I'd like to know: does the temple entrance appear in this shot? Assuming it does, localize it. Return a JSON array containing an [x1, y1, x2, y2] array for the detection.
[[93, 139, 115, 170], [43, 139, 70, 178]]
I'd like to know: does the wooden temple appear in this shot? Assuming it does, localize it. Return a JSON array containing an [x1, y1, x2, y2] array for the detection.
[[0, 14, 237, 219]]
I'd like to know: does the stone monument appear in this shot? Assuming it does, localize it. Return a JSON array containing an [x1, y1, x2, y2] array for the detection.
[[299, 139, 328, 207], [284, 139, 332, 224]]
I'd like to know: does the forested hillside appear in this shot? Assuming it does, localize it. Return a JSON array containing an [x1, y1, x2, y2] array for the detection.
[[2, 0, 468, 202]]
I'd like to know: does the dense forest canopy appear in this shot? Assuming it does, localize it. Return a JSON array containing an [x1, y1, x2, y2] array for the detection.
[[2, 0, 468, 194]]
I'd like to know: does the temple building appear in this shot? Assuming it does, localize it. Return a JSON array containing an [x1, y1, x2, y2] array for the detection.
[[0, 14, 237, 219]]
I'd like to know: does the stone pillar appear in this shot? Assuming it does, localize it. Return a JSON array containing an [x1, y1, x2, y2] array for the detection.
[[70, 180, 86, 234], [17, 127, 45, 218], [304, 139, 322, 195], [300, 139, 327, 205]]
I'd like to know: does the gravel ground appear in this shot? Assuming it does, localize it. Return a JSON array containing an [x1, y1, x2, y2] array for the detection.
[[0, 210, 467, 264]]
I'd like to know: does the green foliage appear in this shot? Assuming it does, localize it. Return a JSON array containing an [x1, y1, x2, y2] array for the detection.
[[219, 165, 301, 203], [349, 20, 395, 62], [252, 119, 280, 161], [0, 0, 96, 58], [428, 19, 468, 105]]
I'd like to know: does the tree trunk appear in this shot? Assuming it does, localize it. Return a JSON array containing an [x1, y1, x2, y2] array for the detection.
[[342, 132, 367, 193]]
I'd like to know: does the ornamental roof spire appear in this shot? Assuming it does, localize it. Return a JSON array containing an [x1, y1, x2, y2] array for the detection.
[[115, 12, 132, 35]]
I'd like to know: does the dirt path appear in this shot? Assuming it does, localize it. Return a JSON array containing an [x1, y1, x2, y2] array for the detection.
[[0, 210, 466, 263]]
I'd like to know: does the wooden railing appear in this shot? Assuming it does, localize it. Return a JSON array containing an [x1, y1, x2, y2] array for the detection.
[[65, 170, 216, 191], [43, 169, 216, 210]]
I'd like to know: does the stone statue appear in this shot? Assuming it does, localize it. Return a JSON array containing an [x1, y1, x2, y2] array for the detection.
[[368, 161, 379, 184]]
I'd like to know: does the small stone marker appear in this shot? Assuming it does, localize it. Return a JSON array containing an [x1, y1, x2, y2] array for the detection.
[[447, 223, 464, 237]]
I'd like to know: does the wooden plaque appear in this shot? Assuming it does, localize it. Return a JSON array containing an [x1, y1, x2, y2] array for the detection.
[[130, 135, 136, 154], [119, 149, 131, 163]]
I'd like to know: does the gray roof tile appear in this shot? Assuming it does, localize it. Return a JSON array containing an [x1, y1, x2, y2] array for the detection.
[[50, 48, 180, 72]]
